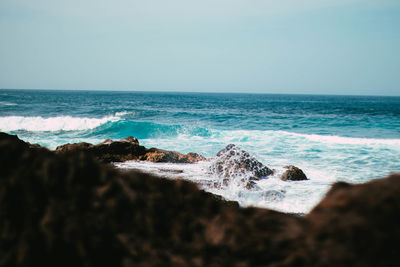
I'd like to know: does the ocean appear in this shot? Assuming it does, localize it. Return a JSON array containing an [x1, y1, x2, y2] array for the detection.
[[1, 89, 399, 213]]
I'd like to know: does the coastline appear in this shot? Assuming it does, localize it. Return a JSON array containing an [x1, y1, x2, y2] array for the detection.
[[1, 131, 400, 265]]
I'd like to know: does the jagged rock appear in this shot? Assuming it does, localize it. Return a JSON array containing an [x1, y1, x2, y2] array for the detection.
[[98, 138, 113, 145], [0, 132, 301, 266], [281, 165, 308, 181], [140, 148, 206, 163], [209, 144, 273, 188], [56, 142, 93, 152], [1, 132, 400, 266], [119, 136, 139, 144], [56, 137, 146, 163], [186, 152, 207, 163], [56, 137, 205, 164], [27, 142, 44, 149]]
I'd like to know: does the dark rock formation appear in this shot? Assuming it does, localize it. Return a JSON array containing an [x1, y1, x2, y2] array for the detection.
[[55, 137, 205, 164], [209, 144, 273, 188], [281, 165, 308, 181], [0, 133, 301, 266], [1, 132, 400, 267], [296, 175, 400, 266], [140, 148, 206, 163], [55, 137, 146, 163]]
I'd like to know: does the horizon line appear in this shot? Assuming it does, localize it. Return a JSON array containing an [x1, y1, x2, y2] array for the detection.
[[1, 88, 399, 98]]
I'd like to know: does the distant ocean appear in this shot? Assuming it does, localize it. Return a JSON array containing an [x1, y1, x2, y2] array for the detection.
[[1, 89, 399, 213]]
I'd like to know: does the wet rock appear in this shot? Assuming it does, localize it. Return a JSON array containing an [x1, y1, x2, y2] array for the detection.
[[2, 132, 400, 266], [56, 137, 146, 163], [262, 190, 286, 202], [56, 142, 93, 152], [0, 132, 303, 266], [140, 148, 206, 163], [119, 136, 139, 144], [98, 138, 114, 145], [209, 144, 273, 187], [186, 152, 207, 163], [27, 142, 44, 149], [56, 137, 205, 164], [281, 165, 308, 181]]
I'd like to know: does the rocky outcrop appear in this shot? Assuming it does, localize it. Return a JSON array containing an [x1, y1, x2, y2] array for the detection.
[[55, 137, 205, 164], [0, 133, 301, 266], [56, 137, 146, 163], [209, 144, 273, 188], [2, 132, 400, 266], [281, 165, 308, 181], [140, 148, 206, 163], [296, 175, 400, 266]]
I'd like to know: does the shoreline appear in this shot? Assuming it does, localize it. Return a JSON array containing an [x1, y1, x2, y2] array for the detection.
[[1, 131, 400, 265]]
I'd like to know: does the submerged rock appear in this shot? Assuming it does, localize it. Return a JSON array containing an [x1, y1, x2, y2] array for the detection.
[[281, 165, 308, 181], [209, 144, 273, 188], [262, 190, 286, 202]]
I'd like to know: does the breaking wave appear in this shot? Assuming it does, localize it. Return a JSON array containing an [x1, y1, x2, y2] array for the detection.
[[0, 115, 119, 132]]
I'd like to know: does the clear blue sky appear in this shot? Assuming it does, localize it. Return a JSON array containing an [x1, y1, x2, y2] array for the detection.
[[1, 0, 399, 95]]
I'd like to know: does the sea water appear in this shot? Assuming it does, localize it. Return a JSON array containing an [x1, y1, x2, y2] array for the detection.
[[1, 89, 399, 213]]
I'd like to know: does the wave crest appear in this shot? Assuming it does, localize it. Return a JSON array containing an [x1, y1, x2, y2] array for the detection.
[[0, 115, 119, 132], [277, 130, 400, 146]]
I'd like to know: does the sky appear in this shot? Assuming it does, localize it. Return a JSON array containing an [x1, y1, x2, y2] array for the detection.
[[0, 0, 399, 96]]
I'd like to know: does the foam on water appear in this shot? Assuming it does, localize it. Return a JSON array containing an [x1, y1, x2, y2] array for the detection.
[[114, 159, 336, 213], [1, 90, 399, 213], [0, 101, 17, 106], [278, 130, 400, 146], [0, 115, 120, 132], [115, 111, 137, 117]]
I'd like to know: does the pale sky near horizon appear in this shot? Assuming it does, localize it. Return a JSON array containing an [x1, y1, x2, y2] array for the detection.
[[0, 0, 399, 96]]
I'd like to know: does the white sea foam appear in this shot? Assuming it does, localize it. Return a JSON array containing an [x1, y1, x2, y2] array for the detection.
[[115, 111, 136, 117], [114, 159, 336, 214], [124, 128, 400, 213], [0, 101, 17, 106], [0, 115, 119, 132], [277, 130, 400, 146]]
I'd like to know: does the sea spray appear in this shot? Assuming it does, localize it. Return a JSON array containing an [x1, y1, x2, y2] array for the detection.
[[1, 89, 399, 212]]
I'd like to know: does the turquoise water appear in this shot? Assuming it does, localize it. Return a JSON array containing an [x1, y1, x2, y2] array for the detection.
[[1, 89, 399, 212]]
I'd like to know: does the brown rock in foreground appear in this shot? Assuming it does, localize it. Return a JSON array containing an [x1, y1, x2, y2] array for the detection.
[[1, 132, 400, 266]]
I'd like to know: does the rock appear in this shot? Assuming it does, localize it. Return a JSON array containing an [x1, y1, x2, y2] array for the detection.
[[0, 132, 302, 266], [293, 174, 400, 266], [209, 144, 273, 188], [119, 136, 139, 144], [186, 152, 207, 163], [99, 138, 113, 145], [56, 138, 146, 163], [1, 132, 400, 266], [27, 142, 44, 149], [281, 165, 308, 181], [56, 142, 94, 152], [140, 148, 206, 163], [262, 190, 286, 202], [56, 137, 205, 164]]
